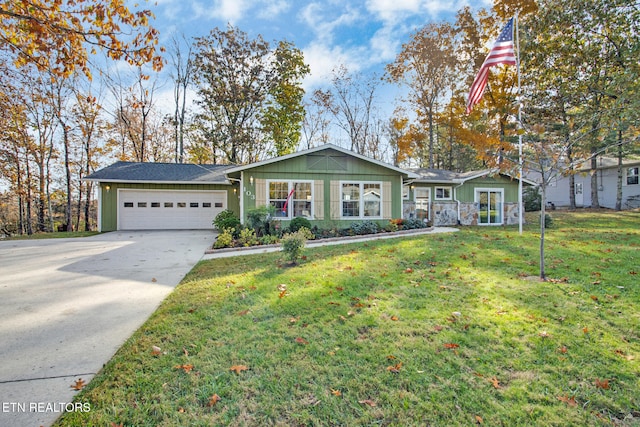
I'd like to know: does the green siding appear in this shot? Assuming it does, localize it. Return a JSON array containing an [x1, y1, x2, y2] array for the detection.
[[99, 182, 239, 232], [409, 175, 521, 203], [239, 150, 406, 226]]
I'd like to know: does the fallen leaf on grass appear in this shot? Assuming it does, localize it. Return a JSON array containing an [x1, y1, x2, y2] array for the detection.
[[359, 399, 377, 407], [443, 343, 460, 349], [110, 423, 124, 427], [207, 394, 221, 407], [151, 345, 162, 356], [230, 365, 248, 374], [295, 337, 309, 345], [237, 309, 250, 316], [387, 362, 403, 373], [331, 389, 342, 396], [390, 315, 399, 321], [557, 395, 577, 406], [595, 379, 610, 389], [614, 349, 635, 361], [174, 364, 194, 373], [475, 415, 484, 424], [558, 346, 568, 354], [490, 377, 501, 389], [404, 268, 413, 273], [70, 378, 86, 391], [279, 290, 287, 299]]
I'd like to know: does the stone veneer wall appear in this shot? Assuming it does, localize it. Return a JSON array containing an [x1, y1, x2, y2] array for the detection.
[[405, 201, 522, 226]]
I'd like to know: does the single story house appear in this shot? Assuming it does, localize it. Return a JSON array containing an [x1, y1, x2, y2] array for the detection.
[[535, 157, 640, 210], [86, 144, 531, 231]]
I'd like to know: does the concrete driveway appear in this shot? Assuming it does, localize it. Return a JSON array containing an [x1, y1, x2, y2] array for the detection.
[[0, 230, 214, 427]]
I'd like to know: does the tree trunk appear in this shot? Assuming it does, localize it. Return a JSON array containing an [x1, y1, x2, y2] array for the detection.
[[615, 129, 623, 211], [590, 154, 600, 209], [539, 181, 547, 280]]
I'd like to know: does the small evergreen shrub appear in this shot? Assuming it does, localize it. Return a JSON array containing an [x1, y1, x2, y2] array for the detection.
[[402, 218, 429, 229], [213, 209, 240, 231], [542, 213, 553, 228], [349, 220, 380, 236], [281, 227, 313, 264], [524, 187, 542, 212], [289, 216, 312, 233]]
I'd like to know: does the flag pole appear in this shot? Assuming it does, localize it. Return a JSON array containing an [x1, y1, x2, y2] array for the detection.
[[515, 12, 523, 235]]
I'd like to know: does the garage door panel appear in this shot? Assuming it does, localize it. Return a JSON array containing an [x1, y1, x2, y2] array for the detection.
[[118, 190, 226, 230]]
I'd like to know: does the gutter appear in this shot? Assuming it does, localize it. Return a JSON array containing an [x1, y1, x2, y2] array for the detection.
[[453, 180, 464, 226]]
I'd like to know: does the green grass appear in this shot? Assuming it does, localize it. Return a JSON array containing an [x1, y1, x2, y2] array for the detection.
[[3, 230, 99, 240], [56, 211, 640, 426]]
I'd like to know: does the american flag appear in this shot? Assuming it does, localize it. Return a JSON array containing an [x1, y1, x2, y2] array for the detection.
[[465, 18, 517, 115]]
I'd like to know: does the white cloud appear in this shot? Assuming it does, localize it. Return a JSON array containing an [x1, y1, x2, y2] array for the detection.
[[255, 0, 291, 20], [366, 0, 421, 23], [302, 41, 364, 90]]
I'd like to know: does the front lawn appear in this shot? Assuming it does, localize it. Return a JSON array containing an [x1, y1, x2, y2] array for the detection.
[[56, 211, 639, 426]]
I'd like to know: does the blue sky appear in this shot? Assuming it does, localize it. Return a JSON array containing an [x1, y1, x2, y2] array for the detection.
[[150, 0, 491, 90]]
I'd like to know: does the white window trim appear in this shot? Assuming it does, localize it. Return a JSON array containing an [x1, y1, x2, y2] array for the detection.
[[266, 180, 314, 220], [434, 186, 453, 201], [340, 181, 383, 219], [625, 167, 639, 186], [474, 188, 505, 226]]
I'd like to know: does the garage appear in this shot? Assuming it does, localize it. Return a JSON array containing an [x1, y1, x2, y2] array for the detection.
[[118, 189, 227, 230]]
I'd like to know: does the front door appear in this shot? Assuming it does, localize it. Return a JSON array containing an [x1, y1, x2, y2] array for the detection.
[[477, 189, 504, 225], [415, 187, 430, 222]]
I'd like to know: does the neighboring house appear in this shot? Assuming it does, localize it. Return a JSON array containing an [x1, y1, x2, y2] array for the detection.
[[539, 157, 640, 210], [87, 144, 531, 231]]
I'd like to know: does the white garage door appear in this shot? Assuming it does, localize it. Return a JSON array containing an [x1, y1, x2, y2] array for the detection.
[[118, 189, 226, 230]]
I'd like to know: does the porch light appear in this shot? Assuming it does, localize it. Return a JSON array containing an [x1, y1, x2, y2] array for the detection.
[[249, 176, 254, 185], [105, 185, 111, 192]]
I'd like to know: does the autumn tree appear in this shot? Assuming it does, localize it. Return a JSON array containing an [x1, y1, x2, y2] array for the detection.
[[0, 0, 163, 78], [523, 0, 640, 211], [192, 26, 308, 164], [168, 34, 194, 163], [386, 22, 458, 168], [312, 66, 383, 157]]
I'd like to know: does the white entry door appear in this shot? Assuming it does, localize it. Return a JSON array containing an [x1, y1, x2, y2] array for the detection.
[[118, 189, 226, 230]]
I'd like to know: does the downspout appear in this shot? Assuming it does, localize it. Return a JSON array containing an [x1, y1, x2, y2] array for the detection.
[[454, 181, 464, 226]]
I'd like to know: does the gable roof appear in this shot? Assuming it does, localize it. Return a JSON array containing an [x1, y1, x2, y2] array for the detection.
[[85, 161, 234, 185], [411, 168, 536, 186], [224, 144, 420, 179]]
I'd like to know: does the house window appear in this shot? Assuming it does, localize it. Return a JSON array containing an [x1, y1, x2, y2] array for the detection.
[[268, 181, 312, 219], [435, 186, 452, 200], [627, 167, 639, 185], [476, 189, 504, 225], [341, 182, 381, 218]]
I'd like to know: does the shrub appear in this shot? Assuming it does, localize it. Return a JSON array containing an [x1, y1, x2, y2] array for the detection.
[[402, 218, 430, 229], [238, 227, 258, 247], [289, 216, 312, 233], [246, 205, 276, 237], [213, 228, 235, 249], [259, 235, 280, 245], [213, 209, 240, 231], [349, 220, 380, 236], [281, 227, 313, 264], [541, 213, 553, 228], [384, 221, 399, 233], [524, 187, 541, 212]]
